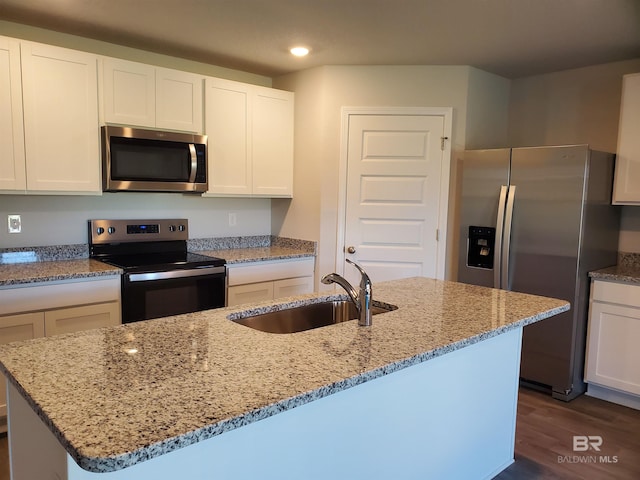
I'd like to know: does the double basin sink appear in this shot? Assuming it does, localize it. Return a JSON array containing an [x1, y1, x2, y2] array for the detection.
[[231, 300, 397, 334]]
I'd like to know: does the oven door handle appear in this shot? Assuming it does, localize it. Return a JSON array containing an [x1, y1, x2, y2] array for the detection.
[[127, 266, 226, 282]]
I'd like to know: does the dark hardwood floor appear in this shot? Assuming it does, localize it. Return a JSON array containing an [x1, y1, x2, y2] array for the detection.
[[0, 387, 638, 479], [496, 388, 640, 479]]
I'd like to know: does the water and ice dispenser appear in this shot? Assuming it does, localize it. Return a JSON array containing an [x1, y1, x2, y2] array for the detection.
[[466, 226, 496, 269]]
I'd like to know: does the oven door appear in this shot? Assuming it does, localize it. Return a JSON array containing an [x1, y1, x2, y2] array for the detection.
[[121, 266, 226, 323]]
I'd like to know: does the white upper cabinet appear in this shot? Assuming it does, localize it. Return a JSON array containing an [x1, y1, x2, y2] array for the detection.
[[0, 36, 26, 191], [101, 59, 156, 128], [156, 67, 203, 132], [613, 72, 640, 205], [101, 58, 203, 133], [204, 77, 294, 198], [21, 42, 101, 193], [204, 78, 251, 195], [252, 86, 294, 197]]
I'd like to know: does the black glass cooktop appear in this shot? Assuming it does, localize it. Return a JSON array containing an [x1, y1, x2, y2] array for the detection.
[[100, 251, 225, 273]]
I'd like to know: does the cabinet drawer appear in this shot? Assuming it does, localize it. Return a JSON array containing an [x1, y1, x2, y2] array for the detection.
[[591, 279, 640, 308], [0, 277, 121, 316], [227, 258, 314, 286]]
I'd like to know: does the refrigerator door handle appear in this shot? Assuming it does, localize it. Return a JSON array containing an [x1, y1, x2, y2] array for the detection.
[[494, 185, 509, 288], [501, 185, 517, 290]]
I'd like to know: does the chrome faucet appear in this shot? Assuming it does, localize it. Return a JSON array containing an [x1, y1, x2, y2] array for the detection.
[[321, 259, 373, 326]]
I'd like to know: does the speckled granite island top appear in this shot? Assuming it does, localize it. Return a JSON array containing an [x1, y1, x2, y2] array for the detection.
[[0, 277, 569, 473]]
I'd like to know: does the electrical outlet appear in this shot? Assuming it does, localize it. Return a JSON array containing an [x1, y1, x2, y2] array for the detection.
[[8, 214, 21, 233], [228, 213, 237, 226]]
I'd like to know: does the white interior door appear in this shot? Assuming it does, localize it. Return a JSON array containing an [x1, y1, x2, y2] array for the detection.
[[342, 112, 448, 285]]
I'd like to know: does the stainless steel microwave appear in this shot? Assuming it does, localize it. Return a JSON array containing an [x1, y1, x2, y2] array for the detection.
[[101, 126, 208, 193]]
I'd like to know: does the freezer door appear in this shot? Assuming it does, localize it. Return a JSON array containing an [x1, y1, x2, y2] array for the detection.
[[508, 145, 588, 396], [457, 149, 510, 288]]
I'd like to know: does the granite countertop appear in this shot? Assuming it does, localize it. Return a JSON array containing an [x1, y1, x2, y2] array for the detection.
[[0, 277, 569, 473], [589, 265, 640, 284], [199, 245, 315, 264], [0, 236, 314, 287], [589, 252, 640, 284], [190, 235, 316, 264], [0, 258, 121, 287]]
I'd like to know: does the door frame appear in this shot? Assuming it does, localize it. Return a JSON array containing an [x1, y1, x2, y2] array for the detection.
[[335, 106, 453, 279]]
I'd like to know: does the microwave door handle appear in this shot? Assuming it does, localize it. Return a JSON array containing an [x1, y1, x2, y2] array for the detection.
[[188, 144, 197, 183]]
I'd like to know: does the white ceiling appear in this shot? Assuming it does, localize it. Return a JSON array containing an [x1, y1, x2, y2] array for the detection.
[[1, 0, 639, 79]]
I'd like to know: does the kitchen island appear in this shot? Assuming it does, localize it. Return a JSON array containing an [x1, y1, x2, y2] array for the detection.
[[0, 277, 568, 480]]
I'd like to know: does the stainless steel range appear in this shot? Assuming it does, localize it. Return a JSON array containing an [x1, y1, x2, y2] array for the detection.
[[88, 219, 226, 323]]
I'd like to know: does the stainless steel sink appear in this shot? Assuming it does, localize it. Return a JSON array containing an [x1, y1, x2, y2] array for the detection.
[[231, 300, 396, 334]]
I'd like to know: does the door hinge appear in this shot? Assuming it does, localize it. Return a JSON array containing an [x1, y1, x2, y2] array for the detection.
[[440, 137, 449, 151], [436, 229, 440, 241]]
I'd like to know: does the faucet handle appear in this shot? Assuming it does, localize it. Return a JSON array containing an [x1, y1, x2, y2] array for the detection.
[[345, 258, 372, 287]]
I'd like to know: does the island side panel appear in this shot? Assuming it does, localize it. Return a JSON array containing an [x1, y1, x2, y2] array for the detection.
[[46, 327, 523, 480], [7, 382, 68, 479]]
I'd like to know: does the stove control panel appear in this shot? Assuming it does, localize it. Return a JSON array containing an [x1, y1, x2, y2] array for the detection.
[[88, 219, 189, 244]]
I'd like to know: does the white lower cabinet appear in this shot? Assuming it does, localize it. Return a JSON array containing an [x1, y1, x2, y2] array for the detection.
[[0, 277, 121, 428], [585, 279, 640, 409], [228, 281, 275, 306], [227, 258, 314, 307], [273, 277, 315, 298], [43, 302, 120, 337]]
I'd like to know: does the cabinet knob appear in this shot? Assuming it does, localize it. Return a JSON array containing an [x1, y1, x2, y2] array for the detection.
[[346, 246, 356, 254]]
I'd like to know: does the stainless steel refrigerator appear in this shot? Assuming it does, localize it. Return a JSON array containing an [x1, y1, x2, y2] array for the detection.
[[457, 145, 620, 401]]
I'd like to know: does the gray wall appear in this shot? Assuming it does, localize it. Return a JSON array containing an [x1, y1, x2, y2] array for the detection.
[[508, 58, 640, 253], [274, 65, 511, 284]]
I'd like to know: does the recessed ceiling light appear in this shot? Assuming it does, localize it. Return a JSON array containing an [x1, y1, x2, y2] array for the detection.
[[290, 46, 310, 57]]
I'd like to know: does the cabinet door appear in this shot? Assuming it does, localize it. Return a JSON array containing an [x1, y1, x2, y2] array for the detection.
[[0, 36, 26, 191], [613, 73, 640, 205], [252, 86, 294, 197], [204, 77, 252, 195], [0, 312, 45, 419], [228, 282, 274, 307], [273, 276, 314, 299], [102, 58, 156, 128], [585, 301, 640, 395], [44, 302, 121, 336], [156, 68, 203, 132], [21, 42, 100, 193]]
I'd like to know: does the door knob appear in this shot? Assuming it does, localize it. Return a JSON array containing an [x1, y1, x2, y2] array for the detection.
[[346, 246, 356, 254]]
